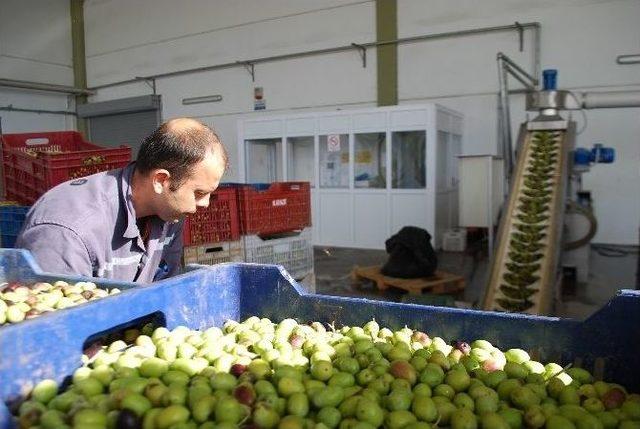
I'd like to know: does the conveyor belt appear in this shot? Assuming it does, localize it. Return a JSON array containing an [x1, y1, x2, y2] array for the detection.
[[484, 125, 572, 314]]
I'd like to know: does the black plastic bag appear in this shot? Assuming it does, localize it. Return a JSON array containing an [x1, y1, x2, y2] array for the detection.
[[381, 226, 438, 278]]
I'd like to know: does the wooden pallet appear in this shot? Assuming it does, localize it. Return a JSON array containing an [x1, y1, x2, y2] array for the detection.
[[351, 265, 465, 296]]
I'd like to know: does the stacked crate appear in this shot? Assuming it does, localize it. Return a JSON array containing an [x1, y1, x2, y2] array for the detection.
[[1, 131, 131, 205], [235, 182, 313, 281], [182, 186, 243, 266]]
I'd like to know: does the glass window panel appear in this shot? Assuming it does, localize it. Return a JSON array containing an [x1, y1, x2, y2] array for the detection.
[[392, 131, 426, 189], [354, 132, 386, 189], [245, 138, 282, 183], [286, 136, 315, 187], [319, 134, 349, 188]]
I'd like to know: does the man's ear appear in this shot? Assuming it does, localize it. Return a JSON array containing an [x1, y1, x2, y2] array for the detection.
[[151, 169, 171, 194]]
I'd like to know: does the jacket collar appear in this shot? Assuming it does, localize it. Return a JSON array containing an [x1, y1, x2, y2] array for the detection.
[[120, 163, 141, 239]]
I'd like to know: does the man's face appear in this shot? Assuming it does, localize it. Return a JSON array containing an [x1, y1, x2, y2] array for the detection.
[[157, 150, 226, 222]]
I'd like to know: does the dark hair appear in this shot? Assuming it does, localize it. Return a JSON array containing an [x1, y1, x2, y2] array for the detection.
[[135, 120, 228, 191]]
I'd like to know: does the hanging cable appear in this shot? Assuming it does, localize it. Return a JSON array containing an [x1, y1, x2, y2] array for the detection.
[[564, 201, 598, 251], [566, 91, 588, 134]]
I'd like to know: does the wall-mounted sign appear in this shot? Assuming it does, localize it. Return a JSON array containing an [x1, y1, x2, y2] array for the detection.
[[254, 87, 265, 110], [327, 134, 341, 152]]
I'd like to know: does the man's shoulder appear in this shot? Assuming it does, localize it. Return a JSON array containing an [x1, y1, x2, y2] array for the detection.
[[25, 169, 123, 232]]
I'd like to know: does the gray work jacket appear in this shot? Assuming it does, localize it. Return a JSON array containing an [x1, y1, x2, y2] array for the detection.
[[16, 163, 183, 283]]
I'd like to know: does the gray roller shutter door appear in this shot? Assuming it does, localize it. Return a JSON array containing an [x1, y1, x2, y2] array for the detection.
[[78, 95, 161, 158], [88, 110, 158, 158]]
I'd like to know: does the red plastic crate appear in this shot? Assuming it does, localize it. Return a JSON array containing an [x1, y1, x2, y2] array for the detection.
[[1, 131, 131, 205], [236, 182, 311, 235], [182, 186, 241, 246]]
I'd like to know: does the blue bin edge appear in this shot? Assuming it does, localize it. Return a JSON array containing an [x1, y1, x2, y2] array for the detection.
[[0, 256, 639, 428]]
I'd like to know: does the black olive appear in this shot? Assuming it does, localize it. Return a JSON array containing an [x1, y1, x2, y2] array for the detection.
[[116, 409, 141, 429], [451, 340, 471, 355]]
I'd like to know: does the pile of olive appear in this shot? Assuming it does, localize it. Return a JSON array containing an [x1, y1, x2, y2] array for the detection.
[[496, 131, 560, 312], [0, 280, 121, 325]]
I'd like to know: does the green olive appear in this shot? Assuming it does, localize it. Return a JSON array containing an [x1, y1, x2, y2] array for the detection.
[[503, 272, 540, 288], [510, 239, 545, 253], [515, 213, 549, 225], [511, 231, 546, 244], [505, 262, 541, 276], [508, 251, 544, 264], [523, 188, 552, 198], [512, 223, 546, 234], [527, 165, 555, 175]]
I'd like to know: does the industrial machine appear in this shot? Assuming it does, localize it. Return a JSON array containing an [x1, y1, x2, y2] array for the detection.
[[483, 54, 637, 314]]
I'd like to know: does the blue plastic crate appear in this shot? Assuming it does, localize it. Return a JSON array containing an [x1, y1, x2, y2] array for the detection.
[[0, 253, 639, 427], [0, 206, 29, 248]]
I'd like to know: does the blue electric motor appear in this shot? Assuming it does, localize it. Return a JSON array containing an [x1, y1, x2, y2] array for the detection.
[[574, 143, 615, 166], [543, 69, 558, 91]]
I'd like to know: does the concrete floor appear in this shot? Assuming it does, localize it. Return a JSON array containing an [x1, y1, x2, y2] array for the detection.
[[310, 244, 638, 320]]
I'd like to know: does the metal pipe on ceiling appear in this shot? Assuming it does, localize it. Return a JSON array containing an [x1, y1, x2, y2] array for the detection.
[[0, 105, 77, 116], [616, 54, 640, 65], [89, 21, 541, 90], [0, 78, 93, 96], [580, 90, 640, 109]]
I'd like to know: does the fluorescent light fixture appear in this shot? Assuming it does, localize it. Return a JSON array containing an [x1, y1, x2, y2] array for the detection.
[[616, 54, 640, 65], [182, 95, 223, 105]]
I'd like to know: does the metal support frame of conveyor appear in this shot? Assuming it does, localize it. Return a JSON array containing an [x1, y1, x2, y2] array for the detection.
[[483, 122, 575, 315]]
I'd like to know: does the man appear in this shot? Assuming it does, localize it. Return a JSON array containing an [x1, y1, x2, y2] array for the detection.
[[16, 118, 228, 283]]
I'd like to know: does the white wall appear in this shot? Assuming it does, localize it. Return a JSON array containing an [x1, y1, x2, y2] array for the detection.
[[0, 0, 75, 132], [86, 0, 378, 187], [84, 0, 640, 244]]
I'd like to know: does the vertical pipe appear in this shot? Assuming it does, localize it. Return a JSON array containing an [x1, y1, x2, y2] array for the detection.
[[533, 25, 541, 83], [486, 156, 495, 261], [497, 56, 513, 185], [376, 0, 398, 106], [70, 0, 88, 137], [501, 66, 513, 180]]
